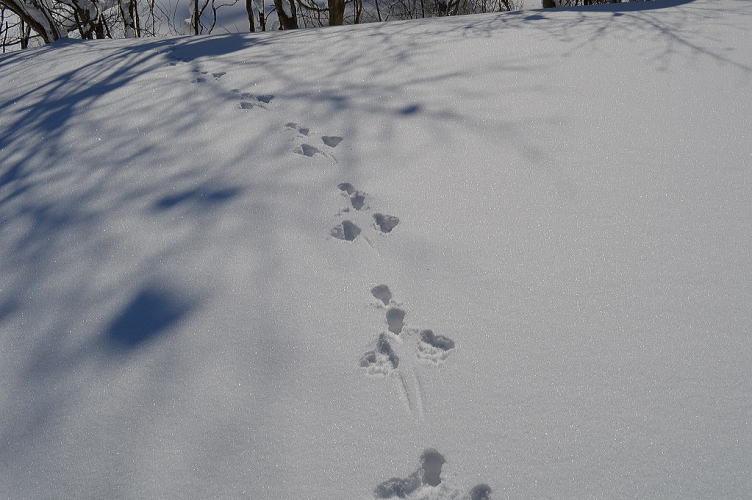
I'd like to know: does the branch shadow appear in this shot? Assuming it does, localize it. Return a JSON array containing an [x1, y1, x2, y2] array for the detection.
[[103, 285, 195, 351]]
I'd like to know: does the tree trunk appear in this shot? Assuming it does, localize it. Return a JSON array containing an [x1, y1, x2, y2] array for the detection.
[[274, 0, 296, 29], [327, 0, 343, 25], [120, 0, 137, 37], [541, 0, 555, 7], [245, 0, 255, 31], [94, 14, 105, 37], [353, 0, 361, 23], [133, 0, 140, 36], [21, 18, 31, 48], [1, 0, 66, 43], [59, 0, 103, 39], [193, 0, 200, 34]]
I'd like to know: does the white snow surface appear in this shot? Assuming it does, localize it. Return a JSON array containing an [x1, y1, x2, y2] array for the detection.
[[1, 1, 752, 498]]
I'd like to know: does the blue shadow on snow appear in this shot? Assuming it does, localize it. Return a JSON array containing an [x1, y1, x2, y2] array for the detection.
[[104, 286, 193, 350], [153, 186, 242, 211]]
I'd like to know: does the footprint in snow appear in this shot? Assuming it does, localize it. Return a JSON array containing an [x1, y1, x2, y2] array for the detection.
[[212, 72, 225, 80], [236, 91, 274, 109], [167, 57, 191, 66], [371, 285, 392, 306], [373, 213, 400, 233], [360, 333, 399, 376], [286, 122, 310, 136], [372, 286, 456, 364], [360, 286, 457, 424], [330, 220, 361, 241], [416, 329, 455, 364], [295, 144, 324, 158], [284, 123, 341, 143], [374, 449, 445, 498], [374, 449, 491, 499], [338, 182, 367, 211], [386, 307, 406, 335], [322, 136, 343, 148], [337, 182, 355, 194], [287, 128, 340, 162], [470, 484, 493, 500], [333, 184, 399, 239], [242, 93, 273, 103], [190, 69, 212, 83]]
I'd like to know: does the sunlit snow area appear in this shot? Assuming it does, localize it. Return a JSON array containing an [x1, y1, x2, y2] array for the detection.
[[1, 0, 751, 498]]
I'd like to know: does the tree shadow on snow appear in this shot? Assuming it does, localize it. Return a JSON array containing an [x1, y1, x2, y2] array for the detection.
[[151, 184, 243, 211], [551, 0, 695, 13], [0, 1, 750, 493], [464, 0, 752, 72], [103, 285, 195, 352]]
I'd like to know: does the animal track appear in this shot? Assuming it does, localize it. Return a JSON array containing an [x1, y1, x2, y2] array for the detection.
[[371, 285, 392, 306], [360, 286, 456, 421], [330, 220, 361, 241], [285, 122, 310, 136], [360, 334, 399, 376], [334, 184, 400, 234], [386, 307, 406, 335], [284, 124, 341, 150], [470, 484, 492, 500], [294, 144, 323, 157], [235, 91, 274, 110], [338, 182, 355, 194], [374, 449, 445, 498], [350, 192, 366, 210], [419, 330, 454, 350], [417, 329, 455, 363], [373, 213, 400, 233], [322, 136, 343, 148], [365, 286, 456, 362], [286, 127, 341, 162], [360, 289, 404, 379], [338, 182, 367, 211], [190, 69, 225, 82], [374, 450, 491, 499], [331, 184, 400, 243], [238, 92, 274, 103], [166, 57, 191, 66]]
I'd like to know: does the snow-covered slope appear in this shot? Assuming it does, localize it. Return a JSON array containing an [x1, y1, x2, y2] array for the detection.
[[1, 1, 751, 497]]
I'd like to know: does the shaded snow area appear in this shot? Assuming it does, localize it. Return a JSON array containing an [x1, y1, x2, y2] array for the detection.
[[1, 0, 751, 497]]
